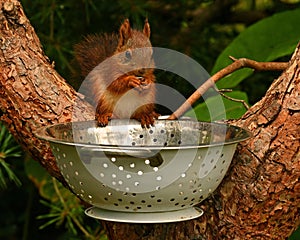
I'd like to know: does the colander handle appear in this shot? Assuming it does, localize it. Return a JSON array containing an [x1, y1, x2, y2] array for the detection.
[[79, 146, 154, 158]]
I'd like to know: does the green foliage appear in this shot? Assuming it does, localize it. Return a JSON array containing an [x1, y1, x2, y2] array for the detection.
[[25, 158, 107, 239], [186, 91, 249, 121], [212, 8, 300, 89], [0, 122, 22, 189], [2, 1, 300, 239], [189, 8, 300, 121]]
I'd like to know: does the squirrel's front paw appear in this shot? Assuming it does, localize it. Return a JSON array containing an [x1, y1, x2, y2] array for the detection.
[[139, 112, 160, 128], [128, 77, 149, 92], [95, 113, 112, 127]]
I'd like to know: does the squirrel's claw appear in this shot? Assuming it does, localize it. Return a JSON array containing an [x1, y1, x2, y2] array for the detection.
[[95, 112, 112, 127], [139, 112, 160, 128]]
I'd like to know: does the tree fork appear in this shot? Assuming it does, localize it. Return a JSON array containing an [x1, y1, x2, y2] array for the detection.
[[0, 1, 299, 239]]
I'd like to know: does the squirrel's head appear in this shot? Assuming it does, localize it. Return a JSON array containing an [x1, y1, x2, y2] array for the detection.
[[115, 19, 154, 73], [117, 18, 152, 51]]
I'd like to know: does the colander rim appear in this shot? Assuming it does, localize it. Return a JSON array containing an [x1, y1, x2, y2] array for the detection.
[[34, 119, 252, 150]]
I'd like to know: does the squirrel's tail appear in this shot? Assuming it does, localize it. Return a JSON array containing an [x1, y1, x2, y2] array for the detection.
[[70, 33, 119, 89]]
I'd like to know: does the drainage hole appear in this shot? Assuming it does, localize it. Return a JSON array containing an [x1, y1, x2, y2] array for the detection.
[[130, 163, 135, 168]]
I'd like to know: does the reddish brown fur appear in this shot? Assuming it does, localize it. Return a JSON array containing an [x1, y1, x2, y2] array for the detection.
[[74, 19, 159, 127]]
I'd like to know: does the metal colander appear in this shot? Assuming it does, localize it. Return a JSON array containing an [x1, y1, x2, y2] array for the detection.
[[35, 119, 251, 223]]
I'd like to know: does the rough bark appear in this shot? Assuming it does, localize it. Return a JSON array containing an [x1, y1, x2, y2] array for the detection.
[[0, 0, 94, 180], [0, 0, 299, 239], [104, 45, 300, 240]]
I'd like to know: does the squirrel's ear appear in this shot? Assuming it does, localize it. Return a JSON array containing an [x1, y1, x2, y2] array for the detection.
[[118, 19, 132, 47], [143, 19, 151, 38]]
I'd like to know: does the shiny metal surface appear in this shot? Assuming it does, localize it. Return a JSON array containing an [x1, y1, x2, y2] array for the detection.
[[35, 119, 251, 223]]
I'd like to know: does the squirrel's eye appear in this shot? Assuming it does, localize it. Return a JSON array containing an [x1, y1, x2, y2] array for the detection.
[[125, 50, 132, 60]]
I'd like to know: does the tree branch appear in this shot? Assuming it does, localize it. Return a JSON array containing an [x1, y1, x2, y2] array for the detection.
[[0, 0, 94, 181], [168, 58, 289, 120], [0, 1, 299, 239], [215, 88, 250, 110]]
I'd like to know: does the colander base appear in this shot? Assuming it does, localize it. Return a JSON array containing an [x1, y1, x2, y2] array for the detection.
[[85, 206, 203, 223]]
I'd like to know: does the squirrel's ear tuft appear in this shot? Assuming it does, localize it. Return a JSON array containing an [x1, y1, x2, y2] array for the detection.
[[118, 19, 132, 48], [143, 18, 151, 38]]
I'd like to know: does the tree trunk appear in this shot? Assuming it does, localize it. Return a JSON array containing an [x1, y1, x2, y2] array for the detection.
[[0, 1, 299, 239], [0, 0, 94, 180]]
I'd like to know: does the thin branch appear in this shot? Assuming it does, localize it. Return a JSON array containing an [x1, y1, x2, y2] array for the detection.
[[216, 88, 250, 110], [168, 57, 289, 120]]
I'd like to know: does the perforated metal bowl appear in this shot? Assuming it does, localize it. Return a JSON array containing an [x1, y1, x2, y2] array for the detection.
[[35, 119, 251, 223]]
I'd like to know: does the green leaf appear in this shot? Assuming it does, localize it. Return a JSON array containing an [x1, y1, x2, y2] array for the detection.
[[212, 8, 300, 89], [186, 91, 249, 121]]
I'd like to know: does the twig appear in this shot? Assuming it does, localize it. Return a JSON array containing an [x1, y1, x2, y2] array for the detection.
[[216, 88, 250, 110], [168, 57, 289, 120]]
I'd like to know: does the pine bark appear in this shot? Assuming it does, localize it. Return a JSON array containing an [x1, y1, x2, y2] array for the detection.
[[0, 1, 299, 239], [0, 0, 94, 180]]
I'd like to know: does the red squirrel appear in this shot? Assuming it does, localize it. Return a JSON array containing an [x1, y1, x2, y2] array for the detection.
[[74, 19, 159, 127]]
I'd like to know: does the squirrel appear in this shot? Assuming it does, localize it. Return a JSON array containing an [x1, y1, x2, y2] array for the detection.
[[73, 19, 159, 128]]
